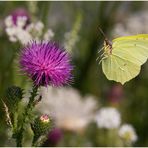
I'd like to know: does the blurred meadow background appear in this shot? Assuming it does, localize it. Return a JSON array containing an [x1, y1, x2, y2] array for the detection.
[[0, 1, 148, 147]]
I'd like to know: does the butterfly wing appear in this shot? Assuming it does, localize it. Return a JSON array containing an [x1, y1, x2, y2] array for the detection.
[[113, 34, 148, 42], [102, 34, 148, 84], [113, 34, 148, 65], [102, 55, 140, 84]]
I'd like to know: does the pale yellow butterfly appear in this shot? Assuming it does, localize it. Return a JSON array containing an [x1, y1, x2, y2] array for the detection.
[[99, 30, 148, 84]]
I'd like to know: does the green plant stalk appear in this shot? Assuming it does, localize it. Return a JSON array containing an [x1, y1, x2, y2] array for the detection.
[[13, 113, 17, 128], [64, 12, 82, 53], [39, 1, 50, 28], [15, 86, 38, 147], [32, 134, 39, 146], [32, 135, 47, 147], [13, 107, 18, 132]]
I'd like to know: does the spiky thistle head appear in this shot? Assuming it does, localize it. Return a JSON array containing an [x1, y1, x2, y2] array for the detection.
[[19, 41, 73, 87], [31, 114, 52, 138]]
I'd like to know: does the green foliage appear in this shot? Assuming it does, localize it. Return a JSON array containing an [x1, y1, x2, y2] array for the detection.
[[5, 86, 23, 111]]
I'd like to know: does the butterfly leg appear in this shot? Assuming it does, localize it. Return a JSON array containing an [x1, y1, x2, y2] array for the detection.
[[98, 46, 105, 54], [96, 47, 105, 61], [99, 55, 108, 64]]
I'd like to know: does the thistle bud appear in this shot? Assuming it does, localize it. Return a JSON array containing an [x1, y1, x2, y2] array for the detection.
[[43, 128, 63, 146], [31, 114, 52, 138], [5, 86, 23, 110]]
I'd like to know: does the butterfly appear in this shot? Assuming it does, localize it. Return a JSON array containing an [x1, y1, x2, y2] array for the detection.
[[99, 31, 148, 84]]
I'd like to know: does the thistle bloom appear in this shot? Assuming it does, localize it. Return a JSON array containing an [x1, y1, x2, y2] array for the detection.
[[20, 41, 73, 87], [47, 128, 63, 146]]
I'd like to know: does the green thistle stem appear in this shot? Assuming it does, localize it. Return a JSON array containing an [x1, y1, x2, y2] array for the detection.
[[32, 135, 39, 146], [16, 86, 38, 147], [13, 108, 18, 135], [32, 135, 47, 147]]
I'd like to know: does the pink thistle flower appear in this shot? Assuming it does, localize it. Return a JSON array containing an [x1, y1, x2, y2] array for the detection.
[[11, 8, 30, 26], [47, 128, 63, 146], [20, 41, 73, 87]]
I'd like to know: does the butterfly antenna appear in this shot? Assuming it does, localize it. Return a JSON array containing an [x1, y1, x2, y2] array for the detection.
[[98, 26, 112, 47], [98, 27, 107, 39]]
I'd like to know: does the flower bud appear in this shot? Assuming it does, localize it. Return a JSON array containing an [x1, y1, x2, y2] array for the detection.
[[43, 128, 63, 146], [5, 86, 23, 110], [31, 114, 52, 138]]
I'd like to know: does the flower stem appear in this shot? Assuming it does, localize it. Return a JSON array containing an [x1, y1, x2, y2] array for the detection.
[[32, 135, 47, 147], [32, 135, 39, 147], [16, 86, 38, 147]]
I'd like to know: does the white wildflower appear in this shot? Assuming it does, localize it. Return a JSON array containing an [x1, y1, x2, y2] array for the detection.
[[15, 28, 32, 45], [5, 16, 13, 27], [36, 86, 98, 132], [64, 31, 79, 52], [112, 10, 148, 37], [5, 15, 31, 45], [64, 14, 82, 53], [44, 29, 54, 41], [95, 107, 121, 129], [118, 124, 138, 143], [16, 16, 28, 28], [6, 27, 16, 36], [26, 21, 46, 40], [9, 36, 17, 42], [25, 23, 34, 32], [35, 21, 44, 31], [5, 15, 54, 45]]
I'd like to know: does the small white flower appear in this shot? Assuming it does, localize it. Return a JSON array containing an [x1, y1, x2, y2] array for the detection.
[[64, 19, 81, 53], [9, 36, 17, 42], [5, 15, 31, 44], [4, 16, 13, 27], [5, 15, 54, 45], [95, 107, 121, 129], [6, 27, 16, 36], [44, 29, 54, 41], [37, 86, 98, 132], [26, 23, 34, 32], [35, 21, 44, 34], [26, 21, 46, 39], [118, 124, 137, 143], [16, 28, 32, 45], [35, 21, 44, 30], [16, 16, 28, 28]]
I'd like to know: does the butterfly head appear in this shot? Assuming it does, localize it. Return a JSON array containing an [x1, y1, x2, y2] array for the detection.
[[104, 39, 112, 56]]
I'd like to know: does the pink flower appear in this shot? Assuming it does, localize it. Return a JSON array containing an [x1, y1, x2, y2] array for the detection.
[[20, 41, 73, 87]]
